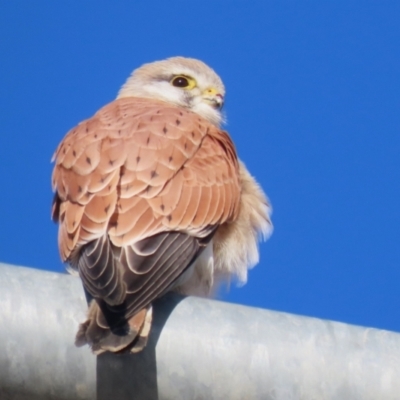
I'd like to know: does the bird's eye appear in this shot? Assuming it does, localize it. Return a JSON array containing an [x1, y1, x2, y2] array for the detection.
[[170, 75, 196, 89], [172, 76, 189, 87]]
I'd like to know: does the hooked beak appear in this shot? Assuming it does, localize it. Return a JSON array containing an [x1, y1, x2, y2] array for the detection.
[[202, 87, 224, 109]]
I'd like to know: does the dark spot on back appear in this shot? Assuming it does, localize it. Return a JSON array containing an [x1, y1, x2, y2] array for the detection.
[[168, 156, 173, 162], [176, 119, 181, 125], [163, 126, 168, 134], [78, 185, 82, 193], [147, 137, 150, 145], [85, 127, 89, 133], [86, 157, 91, 165], [136, 156, 141, 163], [73, 150, 76, 157], [167, 215, 172, 222], [151, 170, 158, 179], [160, 204, 165, 211]]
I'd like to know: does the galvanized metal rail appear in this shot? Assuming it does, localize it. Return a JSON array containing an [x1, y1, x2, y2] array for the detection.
[[0, 263, 399, 400]]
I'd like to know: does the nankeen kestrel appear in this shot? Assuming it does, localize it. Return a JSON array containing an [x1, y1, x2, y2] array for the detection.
[[51, 57, 272, 354]]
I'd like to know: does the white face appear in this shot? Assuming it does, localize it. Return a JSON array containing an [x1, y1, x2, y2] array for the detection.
[[117, 57, 225, 127]]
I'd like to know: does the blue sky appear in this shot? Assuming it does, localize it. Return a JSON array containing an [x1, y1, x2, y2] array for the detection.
[[1, 2, 399, 332]]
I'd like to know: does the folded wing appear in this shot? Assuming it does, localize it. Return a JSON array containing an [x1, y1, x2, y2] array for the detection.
[[51, 97, 240, 350]]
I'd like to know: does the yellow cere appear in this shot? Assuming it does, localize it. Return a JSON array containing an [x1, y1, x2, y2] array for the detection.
[[204, 87, 219, 96]]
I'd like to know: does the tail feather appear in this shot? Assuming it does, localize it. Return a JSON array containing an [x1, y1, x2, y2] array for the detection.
[[75, 301, 152, 354]]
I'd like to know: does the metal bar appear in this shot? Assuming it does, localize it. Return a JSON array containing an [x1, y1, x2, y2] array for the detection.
[[0, 262, 399, 400]]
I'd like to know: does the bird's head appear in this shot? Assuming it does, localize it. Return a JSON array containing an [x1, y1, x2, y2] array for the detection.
[[117, 57, 225, 126]]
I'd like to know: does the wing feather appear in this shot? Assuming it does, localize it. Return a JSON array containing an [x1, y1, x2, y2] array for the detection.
[[52, 97, 240, 342], [81, 231, 212, 327]]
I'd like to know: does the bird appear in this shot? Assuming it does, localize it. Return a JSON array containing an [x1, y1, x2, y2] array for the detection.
[[51, 56, 272, 354]]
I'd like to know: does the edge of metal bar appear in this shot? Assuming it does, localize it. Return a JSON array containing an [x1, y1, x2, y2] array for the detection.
[[0, 262, 399, 400]]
